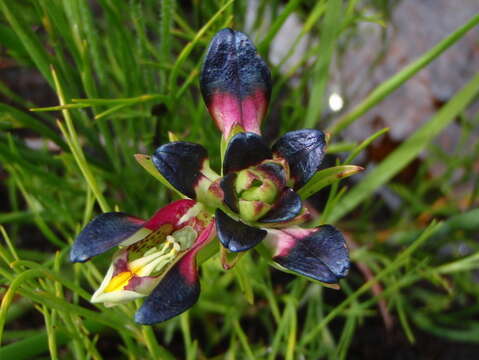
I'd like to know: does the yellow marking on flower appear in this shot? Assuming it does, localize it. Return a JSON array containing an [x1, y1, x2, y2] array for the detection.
[[104, 237, 182, 293], [104, 271, 135, 293]]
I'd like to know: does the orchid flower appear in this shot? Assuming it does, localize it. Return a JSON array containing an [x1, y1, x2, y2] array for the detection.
[[70, 28, 352, 325]]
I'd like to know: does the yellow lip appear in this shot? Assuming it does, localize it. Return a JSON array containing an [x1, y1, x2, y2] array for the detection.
[[104, 268, 139, 293]]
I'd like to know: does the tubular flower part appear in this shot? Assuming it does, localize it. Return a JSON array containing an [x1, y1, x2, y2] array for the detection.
[[71, 28, 353, 325]]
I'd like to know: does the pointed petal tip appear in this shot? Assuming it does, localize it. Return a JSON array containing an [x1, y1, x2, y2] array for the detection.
[[134, 153, 149, 161], [336, 165, 364, 179]]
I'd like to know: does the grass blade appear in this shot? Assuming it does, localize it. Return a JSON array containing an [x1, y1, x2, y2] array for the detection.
[[328, 13, 479, 135], [303, 0, 343, 127], [325, 71, 479, 224]]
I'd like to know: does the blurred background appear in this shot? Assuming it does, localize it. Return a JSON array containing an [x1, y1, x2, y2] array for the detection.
[[1, 1, 478, 359]]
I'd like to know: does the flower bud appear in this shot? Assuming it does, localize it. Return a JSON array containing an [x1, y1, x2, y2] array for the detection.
[[200, 28, 271, 139], [236, 168, 278, 204]]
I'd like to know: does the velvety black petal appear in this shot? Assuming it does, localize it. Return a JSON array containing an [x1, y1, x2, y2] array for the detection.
[[272, 129, 326, 188], [273, 225, 349, 283], [152, 142, 208, 199], [70, 213, 144, 263], [259, 188, 302, 223], [223, 132, 272, 174], [134, 259, 199, 325], [200, 28, 271, 136], [215, 209, 266, 252], [220, 173, 238, 213]]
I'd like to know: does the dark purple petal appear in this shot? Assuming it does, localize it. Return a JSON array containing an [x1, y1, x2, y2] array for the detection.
[[152, 142, 208, 199], [267, 225, 349, 283], [70, 213, 144, 263], [258, 188, 302, 223], [220, 173, 238, 213], [223, 132, 272, 174], [215, 209, 266, 252], [134, 258, 200, 325], [272, 129, 326, 188], [200, 28, 271, 138]]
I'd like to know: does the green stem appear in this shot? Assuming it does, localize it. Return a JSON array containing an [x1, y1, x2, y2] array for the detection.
[[51, 67, 111, 212]]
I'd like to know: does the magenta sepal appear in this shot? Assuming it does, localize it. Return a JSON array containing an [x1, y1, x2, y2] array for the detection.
[[143, 199, 198, 231]]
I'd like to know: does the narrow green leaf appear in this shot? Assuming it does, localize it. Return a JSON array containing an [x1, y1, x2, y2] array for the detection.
[[325, 72, 479, 224], [0, 321, 105, 360], [300, 221, 442, 346], [343, 127, 389, 164], [304, 0, 343, 127], [234, 259, 254, 305], [297, 165, 363, 199], [168, 0, 234, 95], [258, 0, 303, 54], [233, 320, 255, 360], [0, 104, 67, 150], [134, 154, 186, 198], [0, 1, 53, 85], [328, 13, 479, 135]]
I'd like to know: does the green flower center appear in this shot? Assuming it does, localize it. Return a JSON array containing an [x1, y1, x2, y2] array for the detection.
[[234, 166, 281, 221]]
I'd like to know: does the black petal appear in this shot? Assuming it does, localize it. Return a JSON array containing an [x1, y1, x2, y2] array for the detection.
[[70, 213, 144, 263], [223, 132, 272, 174], [259, 188, 302, 223], [200, 28, 271, 99], [152, 142, 208, 199], [272, 129, 326, 188], [220, 173, 238, 213], [135, 260, 199, 325], [215, 209, 266, 252], [275, 225, 350, 283]]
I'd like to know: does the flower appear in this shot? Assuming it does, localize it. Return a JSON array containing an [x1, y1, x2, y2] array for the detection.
[[70, 28, 351, 325], [70, 200, 215, 324]]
